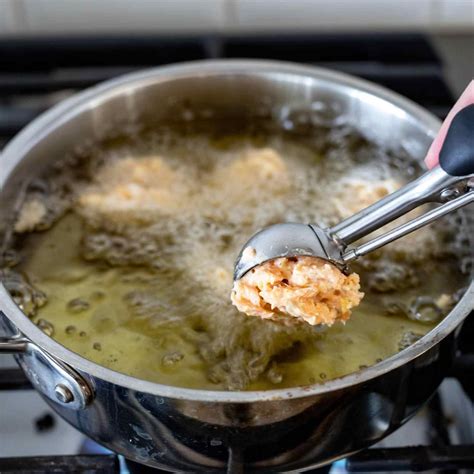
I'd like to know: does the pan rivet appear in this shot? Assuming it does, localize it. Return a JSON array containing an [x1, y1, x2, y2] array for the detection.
[[54, 384, 74, 404], [440, 188, 460, 201]]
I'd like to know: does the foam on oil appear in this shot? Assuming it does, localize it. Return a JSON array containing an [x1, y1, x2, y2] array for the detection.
[[3, 126, 470, 390]]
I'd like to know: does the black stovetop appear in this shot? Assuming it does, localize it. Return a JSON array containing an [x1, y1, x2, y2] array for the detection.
[[0, 33, 473, 473], [0, 32, 455, 143]]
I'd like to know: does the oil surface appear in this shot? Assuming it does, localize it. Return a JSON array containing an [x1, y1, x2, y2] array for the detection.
[[4, 127, 469, 390]]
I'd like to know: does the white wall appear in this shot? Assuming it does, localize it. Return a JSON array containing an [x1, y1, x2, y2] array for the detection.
[[0, 0, 472, 35]]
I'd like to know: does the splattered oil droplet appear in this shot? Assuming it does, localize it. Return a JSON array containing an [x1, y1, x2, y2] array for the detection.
[[93, 342, 102, 351], [67, 298, 90, 314], [79, 331, 87, 337], [65, 325, 76, 335], [37, 319, 54, 337], [359, 364, 368, 370], [161, 352, 184, 366], [319, 373, 327, 380], [309, 377, 316, 384]]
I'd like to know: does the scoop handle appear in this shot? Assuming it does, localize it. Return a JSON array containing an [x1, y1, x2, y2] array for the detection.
[[330, 166, 461, 245], [342, 190, 474, 262], [439, 104, 474, 176], [331, 106, 474, 246]]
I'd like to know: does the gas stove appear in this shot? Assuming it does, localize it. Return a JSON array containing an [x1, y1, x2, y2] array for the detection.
[[0, 33, 473, 473], [0, 362, 473, 473]]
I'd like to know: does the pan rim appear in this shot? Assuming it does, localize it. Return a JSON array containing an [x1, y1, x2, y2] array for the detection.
[[1, 59, 472, 403]]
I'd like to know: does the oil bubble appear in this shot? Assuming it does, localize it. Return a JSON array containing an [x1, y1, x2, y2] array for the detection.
[[267, 365, 283, 384], [368, 264, 419, 293], [460, 257, 473, 275], [65, 325, 76, 335], [1, 269, 47, 317], [37, 319, 54, 337], [91, 310, 117, 333], [309, 100, 345, 127], [207, 369, 221, 385], [162, 351, 184, 366], [408, 296, 443, 324], [0, 250, 20, 267], [384, 301, 408, 316], [90, 291, 106, 301], [67, 298, 90, 313]]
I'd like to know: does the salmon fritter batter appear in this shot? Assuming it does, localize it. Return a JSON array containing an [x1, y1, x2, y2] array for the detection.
[[231, 255, 364, 326]]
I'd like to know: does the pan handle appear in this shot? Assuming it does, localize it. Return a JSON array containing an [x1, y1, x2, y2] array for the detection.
[[0, 333, 94, 409], [0, 335, 28, 353]]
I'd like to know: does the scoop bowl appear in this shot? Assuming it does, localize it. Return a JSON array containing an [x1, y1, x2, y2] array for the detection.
[[233, 223, 345, 280]]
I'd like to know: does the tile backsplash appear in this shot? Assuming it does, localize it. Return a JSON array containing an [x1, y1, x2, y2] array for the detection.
[[0, 0, 472, 36]]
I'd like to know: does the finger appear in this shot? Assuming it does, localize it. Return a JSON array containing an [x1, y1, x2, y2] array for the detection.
[[425, 80, 474, 169]]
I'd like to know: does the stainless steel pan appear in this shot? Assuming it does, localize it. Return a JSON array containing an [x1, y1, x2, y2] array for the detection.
[[0, 61, 473, 473]]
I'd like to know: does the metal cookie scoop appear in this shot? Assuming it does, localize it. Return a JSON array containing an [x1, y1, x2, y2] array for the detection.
[[235, 105, 474, 280]]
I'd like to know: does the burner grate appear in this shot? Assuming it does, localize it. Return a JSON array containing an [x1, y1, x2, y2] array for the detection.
[[0, 454, 119, 473], [0, 367, 31, 390], [0, 33, 454, 145], [347, 445, 474, 472]]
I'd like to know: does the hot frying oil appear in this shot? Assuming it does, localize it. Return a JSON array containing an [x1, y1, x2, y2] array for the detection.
[[9, 128, 468, 390]]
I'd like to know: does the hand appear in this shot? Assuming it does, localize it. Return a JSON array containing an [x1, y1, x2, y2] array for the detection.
[[425, 81, 474, 170]]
